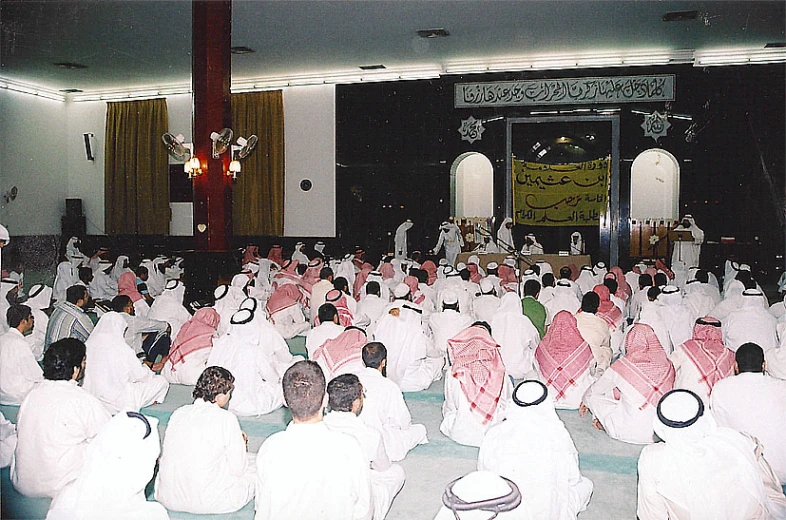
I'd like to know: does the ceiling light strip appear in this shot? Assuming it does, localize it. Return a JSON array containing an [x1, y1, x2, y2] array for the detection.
[[0, 77, 65, 102]]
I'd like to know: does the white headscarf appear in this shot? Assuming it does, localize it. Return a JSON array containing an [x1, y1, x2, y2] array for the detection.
[[111, 255, 132, 281], [496, 217, 515, 253], [148, 280, 190, 339]]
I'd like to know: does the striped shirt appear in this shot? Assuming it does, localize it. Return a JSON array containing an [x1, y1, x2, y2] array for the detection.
[[44, 301, 94, 349]]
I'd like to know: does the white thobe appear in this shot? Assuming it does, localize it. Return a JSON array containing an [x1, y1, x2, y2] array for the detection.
[[490, 295, 541, 380], [122, 312, 169, 356], [148, 286, 191, 339], [155, 399, 256, 513], [161, 346, 212, 386], [0, 328, 44, 405], [0, 411, 16, 468], [252, 313, 303, 379], [723, 304, 779, 352], [11, 379, 110, 498], [428, 309, 472, 356], [83, 313, 169, 413], [546, 286, 582, 320], [574, 312, 612, 370], [356, 367, 428, 461], [270, 304, 310, 339], [394, 221, 413, 260], [373, 312, 443, 392], [89, 271, 118, 301], [582, 369, 659, 444], [669, 345, 732, 405], [472, 294, 501, 324], [683, 283, 718, 319], [207, 332, 284, 417], [670, 221, 704, 269], [496, 218, 515, 253], [478, 405, 593, 520], [324, 411, 406, 520], [627, 289, 649, 323], [357, 294, 389, 334], [710, 372, 786, 485], [305, 321, 345, 358], [255, 422, 373, 520], [434, 225, 464, 267], [440, 372, 512, 447]]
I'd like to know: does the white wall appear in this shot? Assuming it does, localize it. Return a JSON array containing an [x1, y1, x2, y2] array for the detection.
[[0, 90, 68, 235], [283, 85, 336, 237], [1, 87, 335, 237]]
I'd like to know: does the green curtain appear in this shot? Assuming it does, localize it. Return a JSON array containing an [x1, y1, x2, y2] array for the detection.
[[104, 98, 169, 234], [231, 91, 285, 236]]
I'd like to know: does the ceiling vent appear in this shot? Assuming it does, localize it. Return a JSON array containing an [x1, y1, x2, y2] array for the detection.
[[662, 11, 698, 22], [417, 28, 450, 38], [359, 64, 386, 70], [231, 46, 256, 54], [53, 62, 87, 70], [765, 42, 786, 48], [59, 88, 83, 93]]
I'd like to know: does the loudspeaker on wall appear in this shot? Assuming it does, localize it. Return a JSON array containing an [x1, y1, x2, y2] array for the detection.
[[83, 132, 95, 161]]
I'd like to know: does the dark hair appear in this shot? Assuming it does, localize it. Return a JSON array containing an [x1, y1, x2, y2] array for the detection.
[[638, 274, 653, 289], [78, 266, 93, 284], [43, 338, 85, 381], [603, 278, 618, 295], [111, 294, 133, 313], [471, 320, 492, 335], [581, 292, 600, 314], [653, 273, 668, 287], [362, 342, 387, 369], [327, 373, 363, 413], [66, 285, 88, 304], [542, 273, 555, 287], [523, 279, 541, 297], [412, 269, 428, 284], [318, 303, 338, 324], [193, 366, 235, 402], [530, 264, 541, 276], [365, 281, 381, 296], [647, 286, 661, 300], [559, 266, 572, 279], [296, 264, 308, 276], [459, 269, 470, 281], [333, 277, 349, 294], [319, 267, 334, 280], [736, 343, 765, 373], [742, 277, 757, 290], [135, 265, 148, 277], [282, 360, 326, 420], [695, 270, 709, 284], [7, 304, 31, 328], [735, 269, 753, 284]]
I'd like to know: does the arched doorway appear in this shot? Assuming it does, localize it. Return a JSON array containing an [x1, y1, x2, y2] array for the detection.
[[450, 152, 494, 218]]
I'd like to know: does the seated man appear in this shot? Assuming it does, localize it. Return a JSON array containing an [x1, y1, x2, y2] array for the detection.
[[309, 266, 335, 324], [356, 342, 428, 461], [373, 306, 443, 392], [581, 323, 675, 444], [591, 284, 624, 355], [161, 308, 221, 386], [472, 279, 500, 325], [637, 389, 786, 519], [478, 380, 593, 519], [305, 303, 344, 358], [490, 293, 541, 380], [324, 373, 406, 520], [535, 310, 604, 410], [441, 323, 512, 447], [239, 296, 303, 380], [112, 295, 171, 370], [148, 279, 191, 339], [83, 312, 169, 413], [356, 281, 389, 335], [0, 305, 43, 405], [670, 316, 734, 404], [44, 284, 94, 350], [155, 366, 256, 514], [12, 338, 110, 498], [312, 326, 368, 382], [433, 471, 525, 520], [521, 279, 546, 338], [265, 283, 310, 339], [0, 411, 15, 469], [207, 308, 284, 416], [711, 343, 786, 485], [45, 411, 168, 520], [574, 292, 613, 365], [25, 284, 52, 361], [428, 290, 472, 357], [723, 288, 779, 351], [545, 280, 582, 320], [255, 360, 373, 520]]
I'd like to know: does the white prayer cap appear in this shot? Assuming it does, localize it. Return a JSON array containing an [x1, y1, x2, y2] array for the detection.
[[441, 290, 459, 305], [503, 257, 516, 267], [445, 266, 460, 277], [479, 279, 494, 294], [595, 262, 606, 269], [656, 389, 704, 430], [556, 280, 573, 287], [467, 255, 480, 265], [214, 285, 229, 301], [442, 471, 521, 515], [512, 380, 548, 407], [230, 308, 254, 325], [742, 288, 763, 297], [581, 265, 594, 272], [0, 224, 9, 243], [661, 285, 680, 295], [239, 296, 258, 313], [439, 258, 448, 266], [440, 221, 450, 227], [393, 283, 410, 299], [456, 262, 467, 271], [486, 262, 499, 270]]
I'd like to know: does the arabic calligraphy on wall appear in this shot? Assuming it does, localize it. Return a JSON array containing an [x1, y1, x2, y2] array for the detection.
[[455, 75, 675, 108], [513, 158, 610, 226]]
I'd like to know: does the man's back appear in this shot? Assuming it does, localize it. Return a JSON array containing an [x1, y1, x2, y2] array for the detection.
[[711, 372, 786, 484], [255, 422, 372, 520], [44, 302, 92, 349], [0, 329, 43, 405]]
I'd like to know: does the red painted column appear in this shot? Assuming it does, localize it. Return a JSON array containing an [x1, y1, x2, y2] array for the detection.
[[191, 0, 232, 251]]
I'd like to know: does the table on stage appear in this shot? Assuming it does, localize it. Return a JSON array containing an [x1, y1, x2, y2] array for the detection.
[[456, 253, 592, 273]]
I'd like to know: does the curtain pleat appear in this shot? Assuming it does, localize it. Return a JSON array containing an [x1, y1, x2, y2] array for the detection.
[[105, 99, 169, 234], [231, 91, 285, 236]]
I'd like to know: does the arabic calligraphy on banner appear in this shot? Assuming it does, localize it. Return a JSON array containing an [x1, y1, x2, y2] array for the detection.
[[455, 75, 675, 107], [513, 158, 609, 226]]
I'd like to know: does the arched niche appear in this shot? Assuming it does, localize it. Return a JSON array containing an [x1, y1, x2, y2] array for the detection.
[[630, 148, 680, 220], [450, 152, 494, 218]]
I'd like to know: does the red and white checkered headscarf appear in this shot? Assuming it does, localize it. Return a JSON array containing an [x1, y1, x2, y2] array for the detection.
[[612, 323, 675, 409], [312, 327, 367, 376], [168, 308, 220, 370], [265, 284, 301, 316], [314, 289, 353, 327], [421, 260, 438, 286], [535, 311, 593, 400], [592, 284, 623, 329], [448, 325, 506, 425], [679, 317, 734, 394]]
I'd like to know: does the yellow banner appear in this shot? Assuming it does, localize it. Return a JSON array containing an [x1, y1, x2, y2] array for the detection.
[[513, 158, 609, 226]]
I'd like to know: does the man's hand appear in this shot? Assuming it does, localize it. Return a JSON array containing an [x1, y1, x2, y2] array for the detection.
[[578, 403, 589, 417]]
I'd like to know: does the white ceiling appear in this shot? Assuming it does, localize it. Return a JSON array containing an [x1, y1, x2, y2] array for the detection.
[[1, 1, 784, 93]]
